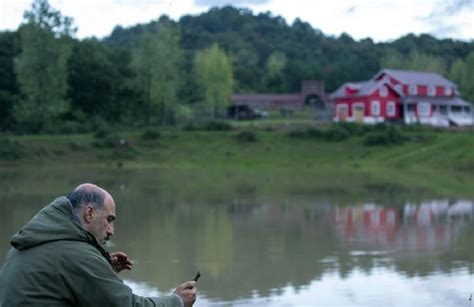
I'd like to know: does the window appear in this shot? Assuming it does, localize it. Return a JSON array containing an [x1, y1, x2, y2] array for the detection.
[[387, 101, 396, 116], [418, 102, 431, 117], [444, 87, 453, 96], [451, 106, 462, 113], [371, 100, 380, 116], [379, 85, 388, 97], [428, 85, 436, 96], [463, 106, 471, 113], [440, 105, 448, 115], [407, 104, 416, 113], [409, 84, 417, 95]]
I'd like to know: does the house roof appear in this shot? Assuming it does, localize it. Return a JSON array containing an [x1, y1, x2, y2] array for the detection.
[[373, 69, 455, 87], [402, 96, 471, 106], [330, 80, 402, 99], [330, 81, 376, 98]]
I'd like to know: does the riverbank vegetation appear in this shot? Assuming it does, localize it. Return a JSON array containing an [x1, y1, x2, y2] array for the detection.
[[1, 123, 473, 200]]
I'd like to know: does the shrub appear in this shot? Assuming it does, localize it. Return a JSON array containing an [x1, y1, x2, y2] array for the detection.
[[236, 131, 257, 143], [364, 126, 405, 146], [288, 128, 323, 139], [324, 126, 350, 142], [142, 127, 161, 140], [288, 129, 307, 139], [205, 121, 233, 131], [338, 122, 370, 136], [93, 134, 127, 148], [0, 137, 24, 160]]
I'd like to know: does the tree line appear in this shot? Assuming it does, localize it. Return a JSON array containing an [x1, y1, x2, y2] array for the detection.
[[0, 0, 473, 133]]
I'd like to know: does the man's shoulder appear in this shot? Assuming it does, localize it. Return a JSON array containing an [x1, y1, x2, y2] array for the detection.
[[57, 240, 104, 258]]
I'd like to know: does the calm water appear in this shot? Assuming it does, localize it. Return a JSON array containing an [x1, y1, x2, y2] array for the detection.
[[0, 168, 473, 306]]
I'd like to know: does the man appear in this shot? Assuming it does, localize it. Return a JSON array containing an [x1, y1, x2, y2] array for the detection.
[[0, 183, 197, 306]]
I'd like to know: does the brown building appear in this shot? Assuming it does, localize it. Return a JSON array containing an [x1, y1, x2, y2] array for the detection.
[[231, 80, 332, 119]]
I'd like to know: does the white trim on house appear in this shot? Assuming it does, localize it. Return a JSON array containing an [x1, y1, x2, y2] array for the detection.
[[379, 85, 388, 97], [428, 85, 436, 96], [409, 84, 417, 95], [387, 101, 396, 116], [371, 100, 381, 116], [418, 102, 431, 117], [444, 87, 452, 96]]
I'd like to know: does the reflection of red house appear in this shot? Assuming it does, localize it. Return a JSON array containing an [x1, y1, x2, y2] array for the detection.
[[330, 69, 473, 127], [332, 201, 473, 251]]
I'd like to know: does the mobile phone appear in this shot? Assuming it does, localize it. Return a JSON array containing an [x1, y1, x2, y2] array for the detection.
[[193, 271, 201, 282]]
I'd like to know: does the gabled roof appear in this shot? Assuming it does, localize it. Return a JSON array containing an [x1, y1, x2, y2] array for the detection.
[[330, 80, 401, 99], [373, 69, 455, 87]]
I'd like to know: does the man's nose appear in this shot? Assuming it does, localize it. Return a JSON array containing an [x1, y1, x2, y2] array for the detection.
[[108, 224, 114, 236]]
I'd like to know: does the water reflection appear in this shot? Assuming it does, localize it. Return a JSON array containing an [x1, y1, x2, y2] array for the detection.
[[0, 184, 472, 306]]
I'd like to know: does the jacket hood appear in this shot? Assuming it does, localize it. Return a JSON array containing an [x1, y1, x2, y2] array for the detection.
[[11, 196, 96, 250]]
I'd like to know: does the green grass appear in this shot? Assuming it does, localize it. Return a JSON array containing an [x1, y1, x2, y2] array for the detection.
[[1, 125, 473, 199]]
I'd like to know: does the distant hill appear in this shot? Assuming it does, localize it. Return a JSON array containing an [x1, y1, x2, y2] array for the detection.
[[102, 6, 473, 93]]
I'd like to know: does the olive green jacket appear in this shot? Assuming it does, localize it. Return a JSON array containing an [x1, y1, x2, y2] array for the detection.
[[0, 196, 182, 307]]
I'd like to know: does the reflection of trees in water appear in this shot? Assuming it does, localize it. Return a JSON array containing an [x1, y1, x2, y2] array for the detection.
[[114, 196, 474, 301], [1, 183, 473, 302]]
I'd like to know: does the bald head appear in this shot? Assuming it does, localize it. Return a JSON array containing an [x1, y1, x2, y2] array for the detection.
[[67, 183, 107, 212], [67, 183, 116, 244]]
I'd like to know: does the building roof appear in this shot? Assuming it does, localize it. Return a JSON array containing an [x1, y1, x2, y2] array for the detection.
[[373, 69, 455, 87], [402, 96, 471, 106], [330, 80, 402, 99]]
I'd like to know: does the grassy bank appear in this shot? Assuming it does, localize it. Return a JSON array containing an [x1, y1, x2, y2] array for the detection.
[[1, 123, 474, 199]]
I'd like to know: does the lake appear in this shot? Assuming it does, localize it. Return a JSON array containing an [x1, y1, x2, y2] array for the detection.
[[0, 167, 472, 306]]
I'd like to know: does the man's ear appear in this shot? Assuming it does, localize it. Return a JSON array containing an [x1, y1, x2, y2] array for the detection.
[[83, 204, 95, 223]]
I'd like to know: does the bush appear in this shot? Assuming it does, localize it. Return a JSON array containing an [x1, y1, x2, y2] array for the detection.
[[0, 137, 24, 160], [364, 126, 405, 146], [236, 131, 257, 143], [338, 122, 371, 136], [205, 121, 233, 131], [93, 134, 128, 148], [288, 127, 324, 139], [141, 127, 161, 140], [324, 126, 350, 142]]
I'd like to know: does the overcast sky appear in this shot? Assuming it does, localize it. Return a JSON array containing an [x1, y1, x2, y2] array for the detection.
[[0, 0, 472, 42]]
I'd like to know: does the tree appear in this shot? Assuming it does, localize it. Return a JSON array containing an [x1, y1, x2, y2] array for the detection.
[[460, 52, 474, 103], [265, 51, 286, 90], [132, 21, 183, 125], [194, 44, 233, 118], [0, 31, 20, 130], [14, 0, 75, 131]]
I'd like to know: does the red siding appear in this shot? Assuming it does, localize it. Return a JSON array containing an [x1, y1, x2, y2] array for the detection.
[[333, 85, 402, 119]]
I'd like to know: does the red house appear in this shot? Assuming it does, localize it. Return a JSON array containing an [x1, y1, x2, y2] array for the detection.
[[330, 69, 473, 127]]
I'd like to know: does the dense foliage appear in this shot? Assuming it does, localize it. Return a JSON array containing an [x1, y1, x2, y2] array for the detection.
[[0, 2, 473, 133]]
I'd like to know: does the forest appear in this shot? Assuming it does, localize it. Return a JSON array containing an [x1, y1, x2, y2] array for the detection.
[[0, 0, 473, 133]]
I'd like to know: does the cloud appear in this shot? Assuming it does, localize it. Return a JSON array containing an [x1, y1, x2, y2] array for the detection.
[[421, 0, 473, 39], [194, 0, 270, 6], [346, 5, 356, 14]]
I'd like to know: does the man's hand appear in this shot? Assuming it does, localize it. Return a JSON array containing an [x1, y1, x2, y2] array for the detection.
[[110, 252, 133, 273], [174, 281, 197, 307]]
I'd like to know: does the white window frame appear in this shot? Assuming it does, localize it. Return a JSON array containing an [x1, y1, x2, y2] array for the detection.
[[371, 100, 381, 116], [379, 85, 388, 97], [409, 84, 417, 95], [444, 87, 452, 96], [387, 101, 396, 116], [428, 85, 436, 96], [417, 102, 431, 117]]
